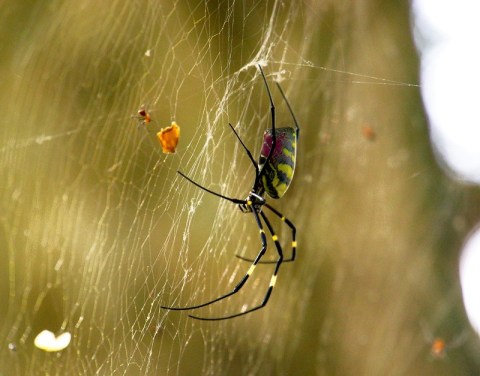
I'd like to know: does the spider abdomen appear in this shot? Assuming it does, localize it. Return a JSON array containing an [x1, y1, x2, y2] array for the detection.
[[259, 127, 298, 199]]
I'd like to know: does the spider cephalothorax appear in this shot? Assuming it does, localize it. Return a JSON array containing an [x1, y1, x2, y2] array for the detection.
[[238, 192, 265, 213]]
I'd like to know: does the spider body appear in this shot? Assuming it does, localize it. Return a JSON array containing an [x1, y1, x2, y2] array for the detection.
[[238, 191, 265, 213], [258, 127, 298, 199], [161, 65, 299, 321], [137, 105, 151, 125]]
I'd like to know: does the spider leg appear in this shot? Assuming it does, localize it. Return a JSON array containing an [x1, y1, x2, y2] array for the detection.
[[256, 65, 276, 187], [177, 171, 245, 205], [188, 209, 283, 321], [275, 82, 300, 139], [235, 203, 296, 263], [264, 203, 296, 261], [228, 123, 258, 174], [162, 208, 269, 319]]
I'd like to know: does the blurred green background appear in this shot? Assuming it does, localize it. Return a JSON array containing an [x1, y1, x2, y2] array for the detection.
[[1, 0, 479, 375]]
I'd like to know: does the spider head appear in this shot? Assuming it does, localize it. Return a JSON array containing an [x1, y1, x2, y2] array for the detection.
[[238, 191, 265, 213]]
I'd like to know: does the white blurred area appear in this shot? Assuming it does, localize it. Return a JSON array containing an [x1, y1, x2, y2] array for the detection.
[[412, 0, 480, 183], [412, 1, 480, 338], [460, 229, 480, 335]]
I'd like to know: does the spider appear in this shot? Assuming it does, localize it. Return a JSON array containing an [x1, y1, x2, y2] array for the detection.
[[161, 65, 299, 321], [134, 104, 151, 126]]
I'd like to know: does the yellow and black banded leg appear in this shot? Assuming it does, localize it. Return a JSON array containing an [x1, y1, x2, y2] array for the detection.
[[265, 203, 296, 262], [162, 209, 270, 321], [236, 203, 296, 264]]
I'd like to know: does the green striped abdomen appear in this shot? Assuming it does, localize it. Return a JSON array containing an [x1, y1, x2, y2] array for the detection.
[[258, 127, 297, 199]]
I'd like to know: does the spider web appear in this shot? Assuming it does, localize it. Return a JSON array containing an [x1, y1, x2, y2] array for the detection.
[[1, 0, 479, 375]]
